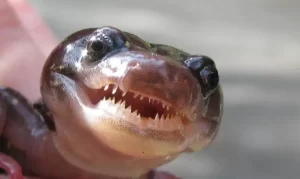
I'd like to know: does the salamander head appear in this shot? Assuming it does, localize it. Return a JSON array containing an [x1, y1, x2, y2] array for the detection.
[[40, 26, 223, 177]]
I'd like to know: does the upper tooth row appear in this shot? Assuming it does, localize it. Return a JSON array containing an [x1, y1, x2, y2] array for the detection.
[[101, 96, 185, 120], [103, 84, 171, 110]]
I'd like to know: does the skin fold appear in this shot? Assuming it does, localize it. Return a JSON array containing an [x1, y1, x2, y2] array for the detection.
[[0, 26, 223, 179]]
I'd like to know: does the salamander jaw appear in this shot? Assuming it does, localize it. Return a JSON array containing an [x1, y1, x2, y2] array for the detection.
[[86, 83, 191, 132]]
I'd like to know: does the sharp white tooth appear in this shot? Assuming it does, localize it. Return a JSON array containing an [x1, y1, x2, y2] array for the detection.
[[149, 98, 151, 103], [127, 105, 131, 111], [122, 92, 127, 97], [104, 85, 109, 91], [159, 115, 163, 120], [116, 100, 121, 105], [140, 96, 143, 100], [162, 104, 165, 108], [137, 113, 141, 118], [112, 86, 118, 94], [121, 100, 125, 106], [155, 114, 159, 120], [166, 106, 169, 110]]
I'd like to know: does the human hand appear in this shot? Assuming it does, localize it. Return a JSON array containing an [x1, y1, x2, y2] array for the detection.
[[0, 0, 56, 102]]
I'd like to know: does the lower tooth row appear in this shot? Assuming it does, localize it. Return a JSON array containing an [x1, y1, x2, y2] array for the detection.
[[97, 98, 184, 131]]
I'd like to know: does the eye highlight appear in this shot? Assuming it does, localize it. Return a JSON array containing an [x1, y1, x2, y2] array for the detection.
[[184, 55, 219, 97]]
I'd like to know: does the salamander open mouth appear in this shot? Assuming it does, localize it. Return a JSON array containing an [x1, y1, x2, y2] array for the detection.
[[88, 84, 188, 121]]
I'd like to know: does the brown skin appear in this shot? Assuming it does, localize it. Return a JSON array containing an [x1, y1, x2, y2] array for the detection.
[[0, 27, 223, 179]]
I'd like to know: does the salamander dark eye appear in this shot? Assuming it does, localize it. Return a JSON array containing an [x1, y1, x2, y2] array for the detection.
[[184, 55, 219, 97], [89, 40, 107, 52], [85, 27, 129, 63], [86, 40, 108, 61]]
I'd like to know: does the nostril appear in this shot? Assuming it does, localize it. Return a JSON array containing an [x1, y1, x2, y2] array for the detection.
[[183, 55, 219, 97]]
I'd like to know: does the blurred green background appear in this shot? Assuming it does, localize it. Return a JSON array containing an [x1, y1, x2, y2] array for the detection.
[[28, 0, 300, 178]]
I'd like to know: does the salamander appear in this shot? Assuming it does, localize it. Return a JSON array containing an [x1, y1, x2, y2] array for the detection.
[[0, 26, 223, 179]]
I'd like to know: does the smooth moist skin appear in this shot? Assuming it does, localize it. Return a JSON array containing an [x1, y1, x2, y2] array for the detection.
[[0, 26, 223, 179]]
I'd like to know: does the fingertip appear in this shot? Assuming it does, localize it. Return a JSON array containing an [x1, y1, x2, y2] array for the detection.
[[0, 0, 56, 101]]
